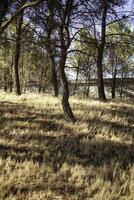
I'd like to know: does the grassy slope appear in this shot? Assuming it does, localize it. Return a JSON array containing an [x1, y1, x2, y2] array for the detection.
[[0, 92, 134, 200]]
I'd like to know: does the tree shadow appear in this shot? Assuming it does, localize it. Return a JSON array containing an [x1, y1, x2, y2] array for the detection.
[[0, 134, 134, 170], [0, 98, 134, 199], [0, 100, 133, 171]]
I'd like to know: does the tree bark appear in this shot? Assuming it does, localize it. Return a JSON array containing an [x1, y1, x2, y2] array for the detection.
[[97, 47, 106, 100], [9, 53, 14, 92], [59, 52, 76, 123], [56, 0, 76, 122], [14, 13, 23, 95], [96, 3, 107, 100]]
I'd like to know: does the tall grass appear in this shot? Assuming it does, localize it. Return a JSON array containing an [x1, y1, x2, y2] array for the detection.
[[0, 92, 133, 200]]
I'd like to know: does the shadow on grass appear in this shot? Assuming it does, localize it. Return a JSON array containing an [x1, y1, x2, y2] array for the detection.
[[0, 100, 134, 171], [0, 135, 134, 170]]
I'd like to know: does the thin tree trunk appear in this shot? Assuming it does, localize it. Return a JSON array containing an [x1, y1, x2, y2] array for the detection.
[[9, 53, 14, 92], [38, 65, 44, 93], [14, 13, 23, 95], [0, 0, 8, 27], [84, 75, 88, 96], [4, 72, 7, 92], [96, 4, 107, 100], [74, 65, 79, 95], [50, 54, 59, 96], [86, 71, 90, 97], [24, 82, 27, 93], [111, 66, 117, 99], [47, 41, 59, 96], [21, 52, 25, 93], [42, 85, 46, 93], [97, 47, 106, 100], [120, 67, 124, 98], [46, 1, 59, 97]]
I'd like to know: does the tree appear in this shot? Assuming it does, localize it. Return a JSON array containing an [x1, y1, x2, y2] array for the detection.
[[106, 22, 134, 98], [55, 0, 77, 122], [14, 10, 24, 95], [80, 0, 128, 100], [72, 28, 97, 97], [32, 1, 59, 96]]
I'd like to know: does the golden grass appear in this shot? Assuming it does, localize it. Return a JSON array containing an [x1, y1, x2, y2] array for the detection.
[[0, 91, 134, 200]]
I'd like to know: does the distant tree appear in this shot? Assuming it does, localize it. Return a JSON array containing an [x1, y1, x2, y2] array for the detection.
[[72, 29, 97, 96], [106, 22, 134, 98], [80, 0, 128, 100]]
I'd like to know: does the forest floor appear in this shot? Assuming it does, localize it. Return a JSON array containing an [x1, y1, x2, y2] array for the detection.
[[0, 92, 134, 200]]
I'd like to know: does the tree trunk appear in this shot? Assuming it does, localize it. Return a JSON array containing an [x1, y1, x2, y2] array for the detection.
[[42, 85, 46, 93], [24, 82, 27, 93], [0, 0, 8, 26], [97, 47, 106, 100], [45, 2, 59, 97], [56, 0, 75, 122], [4, 72, 7, 92], [96, 4, 107, 100], [111, 66, 117, 99], [59, 53, 76, 123], [14, 13, 23, 95], [120, 67, 124, 98], [86, 72, 90, 97], [50, 55, 59, 96], [38, 65, 44, 93], [38, 85, 42, 93], [74, 65, 79, 95], [9, 53, 14, 92], [47, 40, 59, 96]]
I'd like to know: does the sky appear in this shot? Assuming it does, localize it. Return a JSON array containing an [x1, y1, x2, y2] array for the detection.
[[126, 0, 133, 10], [125, 0, 134, 30]]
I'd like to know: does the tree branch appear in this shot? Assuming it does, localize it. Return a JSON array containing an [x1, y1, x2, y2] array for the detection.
[[0, 0, 44, 34]]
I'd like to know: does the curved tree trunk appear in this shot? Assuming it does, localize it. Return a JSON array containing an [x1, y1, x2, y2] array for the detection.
[[54, 0, 75, 122], [59, 53, 76, 123]]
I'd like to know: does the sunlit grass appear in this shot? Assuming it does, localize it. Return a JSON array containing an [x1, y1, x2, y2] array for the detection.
[[0, 91, 134, 199]]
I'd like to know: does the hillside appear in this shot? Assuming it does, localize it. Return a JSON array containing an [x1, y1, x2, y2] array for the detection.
[[0, 92, 134, 200]]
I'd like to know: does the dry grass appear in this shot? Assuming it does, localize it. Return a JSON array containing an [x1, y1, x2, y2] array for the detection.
[[0, 91, 134, 200]]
